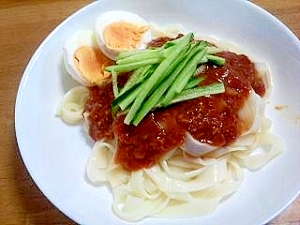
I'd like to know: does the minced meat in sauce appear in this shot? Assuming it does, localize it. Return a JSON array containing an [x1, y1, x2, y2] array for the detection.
[[84, 38, 265, 171]]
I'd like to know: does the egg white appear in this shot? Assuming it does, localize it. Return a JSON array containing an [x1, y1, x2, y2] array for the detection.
[[95, 10, 152, 60], [63, 30, 99, 86]]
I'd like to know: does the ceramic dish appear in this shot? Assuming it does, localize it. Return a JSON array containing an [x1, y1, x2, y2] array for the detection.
[[15, 0, 300, 224]]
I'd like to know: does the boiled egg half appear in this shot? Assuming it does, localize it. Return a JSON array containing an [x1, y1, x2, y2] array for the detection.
[[63, 30, 114, 86], [95, 11, 152, 60]]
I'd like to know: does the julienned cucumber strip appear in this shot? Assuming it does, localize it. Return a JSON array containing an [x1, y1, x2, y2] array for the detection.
[[132, 67, 179, 126], [171, 82, 225, 104], [124, 33, 194, 125], [154, 82, 225, 108], [152, 82, 225, 109], [111, 47, 173, 108], [114, 65, 155, 109], [116, 47, 163, 60], [111, 71, 118, 98], [118, 65, 153, 96], [118, 85, 143, 110], [184, 77, 205, 90], [116, 36, 180, 64], [131, 44, 196, 125], [124, 34, 192, 125], [206, 54, 226, 65], [105, 58, 162, 73], [113, 64, 157, 110], [150, 43, 195, 92], [116, 49, 164, 65], [116, 44, 177, 65], [132, 42, 206, 125], [107, 33, 226, 126], [175, 47, 207, 93], [155, 45, 190, 86], [161, 42, 208, 106]]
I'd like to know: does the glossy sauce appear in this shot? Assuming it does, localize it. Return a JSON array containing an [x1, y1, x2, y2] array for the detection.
[[84, 46, 265, 171], [84, 84, 114, 140]]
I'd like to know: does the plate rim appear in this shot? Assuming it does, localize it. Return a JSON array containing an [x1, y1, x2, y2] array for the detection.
[[14, 0, 300, 224]]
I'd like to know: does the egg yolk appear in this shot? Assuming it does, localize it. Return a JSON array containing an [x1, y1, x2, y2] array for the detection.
[[74, 46, 114, 85], [103, 21, 149, 50]]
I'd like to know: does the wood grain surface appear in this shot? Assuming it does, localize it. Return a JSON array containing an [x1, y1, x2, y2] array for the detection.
[[0, 0, 299, 224]]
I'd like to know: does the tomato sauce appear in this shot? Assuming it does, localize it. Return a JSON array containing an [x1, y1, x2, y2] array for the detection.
[[84, 46, 265, 171], [84, 84, 115, 140]]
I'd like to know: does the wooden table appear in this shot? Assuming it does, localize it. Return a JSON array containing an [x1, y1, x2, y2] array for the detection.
[[0, 0, 299, 224]]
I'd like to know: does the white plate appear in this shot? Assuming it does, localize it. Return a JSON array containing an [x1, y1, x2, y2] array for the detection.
[[15, 0, 300, 224]]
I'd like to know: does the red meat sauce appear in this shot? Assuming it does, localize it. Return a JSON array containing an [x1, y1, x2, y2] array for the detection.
[[84, 41, 266, 172]]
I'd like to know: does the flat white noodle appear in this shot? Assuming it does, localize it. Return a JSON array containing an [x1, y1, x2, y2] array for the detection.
[[86, 140, 115, 183], [57, 86, 89, 124], [104, 152, 245, 221], [150, 23, 186, 39], [112, 170, 169, 221], [181, 132, 219, 157], [204, 90, 268, 159], [83, 60, 284, 222], [78, 25, 284, 222], [145, 159, 227, 193], [128, 170, 162, 200], [107, 165, 130, 188], [112, 184, 169, 221], [206, 89, 284, 170], [158, 195, 222, 217], [85, 129, 283, 221], [255, 62, 272, 99], [233, 132, 285, 170], [157, 158, 243, 217]]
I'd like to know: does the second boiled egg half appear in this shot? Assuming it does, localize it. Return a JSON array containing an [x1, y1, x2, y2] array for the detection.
[[95, 10, 152, 60], [63, 30, 114, 86]]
